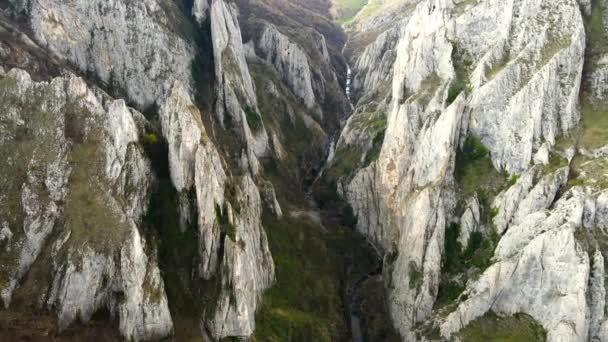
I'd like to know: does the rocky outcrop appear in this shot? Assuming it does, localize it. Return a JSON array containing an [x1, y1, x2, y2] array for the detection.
[[464, 0, 585, 173], [14, 0, 194, 110], [256, 24, 318, 113], [439, 184, 608, 342], [193, 0, 210, 24], [207, 175, 275, 338], [210, 0, 256, 123], [157, 81, 275, 339], [349, 18, 407, 103], [0, 68, 172, 340], [210, 0, 268, 169], [333, 0, 603, 339]]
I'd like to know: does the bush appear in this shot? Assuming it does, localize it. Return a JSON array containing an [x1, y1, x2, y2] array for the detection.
[[244, 106, 263, 132], [143, 133, 159, 145], [490, 207, 500, 219], [363, 130, 385, 167]]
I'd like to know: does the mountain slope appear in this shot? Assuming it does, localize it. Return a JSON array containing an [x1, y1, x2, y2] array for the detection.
[[1, 0, 608, 341], [327, 0, 608, 340]]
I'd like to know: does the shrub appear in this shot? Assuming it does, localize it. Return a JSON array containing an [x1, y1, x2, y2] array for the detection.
[[244, 106, 263, 132], [143, 133, 159, 145], [490, 207, 500, 219]]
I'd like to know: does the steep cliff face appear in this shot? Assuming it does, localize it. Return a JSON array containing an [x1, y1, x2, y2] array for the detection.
[[3, 0, 607, 339], [157, 80, 274, 339], [330, 0, 608, 340], [13, 0, 194, 110], [0, 68, 172, 340], [0, 0, 280, 340]]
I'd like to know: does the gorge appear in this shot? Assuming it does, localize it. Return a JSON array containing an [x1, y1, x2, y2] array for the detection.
[[0, 0, 607, 341]]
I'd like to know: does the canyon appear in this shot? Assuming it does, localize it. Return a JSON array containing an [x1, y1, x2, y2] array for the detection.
[[0, 0, 607, 341]]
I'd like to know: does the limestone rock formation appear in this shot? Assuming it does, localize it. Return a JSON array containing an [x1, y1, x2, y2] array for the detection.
[[332, 0, 608, 340], [0, 68, 172, 340], [17, 0, 194, 110]]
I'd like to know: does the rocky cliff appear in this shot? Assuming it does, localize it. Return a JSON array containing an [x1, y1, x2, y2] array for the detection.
[[0, 0, 280, 340], [329, 0, 608, 340], [2, 0, 608, 340]]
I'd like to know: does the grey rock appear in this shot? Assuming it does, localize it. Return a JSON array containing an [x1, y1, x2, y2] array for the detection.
[[23, 0, 194, 110]]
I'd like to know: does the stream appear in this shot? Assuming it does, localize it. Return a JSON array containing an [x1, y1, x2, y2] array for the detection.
[[303, 52, 389, 342]]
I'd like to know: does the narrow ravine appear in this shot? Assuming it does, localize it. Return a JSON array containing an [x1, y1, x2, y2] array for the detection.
[[302, 45, 397, 341]]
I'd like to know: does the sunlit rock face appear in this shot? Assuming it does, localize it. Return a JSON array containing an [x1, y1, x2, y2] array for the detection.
[[15, 0, 194, 110], [335, 0, 608, 340], [0, 0, 278, 339], [0, 68, 172, 341]]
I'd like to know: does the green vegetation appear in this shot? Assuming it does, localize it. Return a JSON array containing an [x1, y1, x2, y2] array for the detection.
[[326, 145, 364, 181], [142, 271, 162, 304], [542, 152, 569, 175], [579, 100, 608, 150], [435, 280, 466, 311], [458, 312, 547, 342], [348, 0, 381, 23], [224, 179, 242, 214], [455, 136, 507, 198], [215, 203, 237, 242], [364, 129, 385, 167], [436, 223, 498, 309], [490, 207, 500, 219], [568, 155, 608, 190], [414, 72, 443, 106], [447, 80, 466, 105], [508, 174, 519, 186], [143, 136, 213, 340], [332, 0, 368, 23], [448, 45, 473, 105], [191, 56, 204, 87], [453, 0, 481, 15], [253, 212, 350, 342], [539, 36, 572, 67], [244, 106, 264, 132], [447, 135, 505, 309], [486, 57, 509, 81], [143, 133, 159, 145], [249, 60, 325, 180], [585, 1, 608, 68], [64, 141, 130, 252]]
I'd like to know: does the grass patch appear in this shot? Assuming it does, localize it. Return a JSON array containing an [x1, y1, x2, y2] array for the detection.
[[436, 223, 498, 310], [435, 281, 466, 309], [448, 44, 473, 105], [486, 57, 509, 81], [326, 145, 364, 181], [568, 155, 608, 190], [453, 0, 481, 16], [143, 133, 159, 145], [507, 174, 519, 186], [455, 136, 507, 198], [579, 100, 608, 150], [363, 129, 385, 167], [539, 36, 572, 67], [458, 311, 547, 342], [215, 203, 237, 242], [332, 0, 368, 23], [542, 152, 569, 175], [253, 211, 350, 342], [244, 106, 264, 132], [447, 80, 466, 105]]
